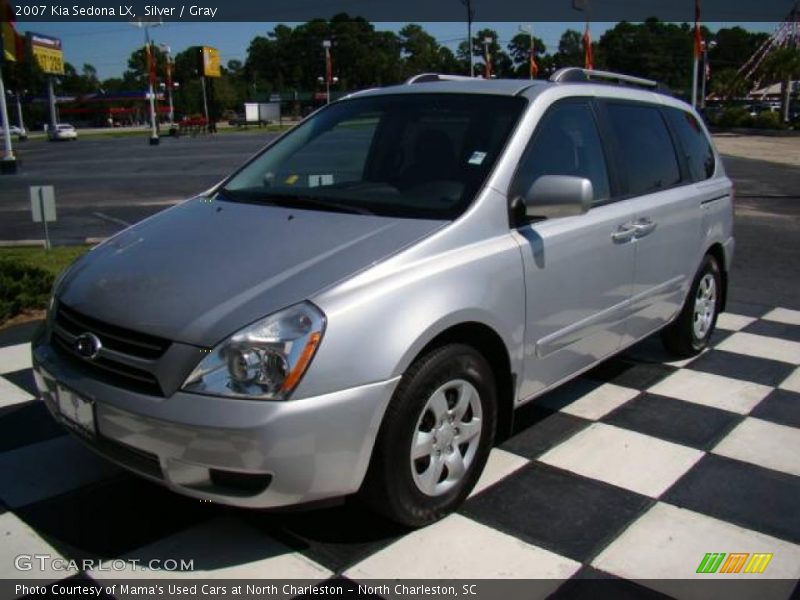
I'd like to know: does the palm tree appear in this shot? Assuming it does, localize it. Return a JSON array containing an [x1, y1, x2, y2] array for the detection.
[[757, 47, 800, 122]]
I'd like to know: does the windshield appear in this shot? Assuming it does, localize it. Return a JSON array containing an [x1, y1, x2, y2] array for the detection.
[[220, 93, 525, 219]]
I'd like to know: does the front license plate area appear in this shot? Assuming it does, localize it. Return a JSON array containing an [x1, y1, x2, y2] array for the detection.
[[56, 385, 96, 437]]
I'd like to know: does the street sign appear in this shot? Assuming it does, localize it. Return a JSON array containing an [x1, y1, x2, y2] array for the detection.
[[30, 185, 56, 249], [30, 186, 56, 222], [201, 46, 221, 78]]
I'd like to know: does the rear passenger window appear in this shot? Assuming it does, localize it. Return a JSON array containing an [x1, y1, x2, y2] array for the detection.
[[512, 101, 610, 203], [606, 103, 681, 195], [666, 108, 715, 181]]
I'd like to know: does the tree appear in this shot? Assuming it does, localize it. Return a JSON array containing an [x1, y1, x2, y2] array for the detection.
[[399, 24, 443, 77], [708, 68, 750, 100], [457, 28, 512, 77], [757, 47, 800, 121], [507, 32, 546, 78]]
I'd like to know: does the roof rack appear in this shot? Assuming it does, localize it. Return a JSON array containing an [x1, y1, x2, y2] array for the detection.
[[405, 73, 476, 84], [550, 67, 669, 92]]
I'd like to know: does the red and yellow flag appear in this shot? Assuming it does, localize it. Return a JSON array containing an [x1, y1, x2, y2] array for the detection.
[[694, 0, 703, 59], [583, 24, 593, 70], [530, 49, 539, 78]]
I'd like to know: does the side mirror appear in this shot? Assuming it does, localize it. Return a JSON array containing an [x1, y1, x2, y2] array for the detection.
[[524, 175, 594, 219]]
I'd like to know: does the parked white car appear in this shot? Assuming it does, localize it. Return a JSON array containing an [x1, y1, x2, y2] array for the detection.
[[0, 125, 27, 138], [48, 123, 78, 141]]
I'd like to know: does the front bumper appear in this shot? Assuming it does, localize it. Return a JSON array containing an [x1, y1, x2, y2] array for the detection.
[[32, 342, 398, 508]]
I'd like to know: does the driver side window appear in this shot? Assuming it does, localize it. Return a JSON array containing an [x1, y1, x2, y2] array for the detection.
[[513, 100, 610, 204]]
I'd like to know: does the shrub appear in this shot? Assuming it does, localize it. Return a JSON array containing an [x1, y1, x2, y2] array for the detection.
[[716, 107, 755, 128], [753, 111, 785, 130], [0, 260, 53, 323]]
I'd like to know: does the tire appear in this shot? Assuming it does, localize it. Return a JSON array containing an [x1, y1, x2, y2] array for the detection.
[[360, 343, 497, 527], [661, 254, 722, 358]]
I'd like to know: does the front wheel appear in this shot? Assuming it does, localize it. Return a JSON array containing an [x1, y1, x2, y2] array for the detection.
[[661, 254, 722, 357], [359, 344, 497, 527]]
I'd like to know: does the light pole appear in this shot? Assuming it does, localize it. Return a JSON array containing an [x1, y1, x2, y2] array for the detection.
[[130, 20, 161, 145], [0, 66, 17, 174], [322, 40, 332, 104], [159, 43, 174, 124], [483, 36, 492, 79], [460, 0, 474, 76], [700, 40, 717, 110], [519, 24, 534, 80]]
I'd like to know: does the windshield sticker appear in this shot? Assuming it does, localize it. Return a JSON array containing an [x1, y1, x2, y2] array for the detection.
[[308, 174, 334, 187], [284, 174, 299, 185], [468, 151, 487, 165]]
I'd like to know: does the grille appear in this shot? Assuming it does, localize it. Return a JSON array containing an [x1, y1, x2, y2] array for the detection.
[[52, 303, 170, 396]]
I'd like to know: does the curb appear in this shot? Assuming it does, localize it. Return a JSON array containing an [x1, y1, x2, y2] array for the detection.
[[0, 237, 106, 248]]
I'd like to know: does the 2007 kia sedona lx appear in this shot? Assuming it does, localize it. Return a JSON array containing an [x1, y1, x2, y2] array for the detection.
[[32, 69, 733, 526]]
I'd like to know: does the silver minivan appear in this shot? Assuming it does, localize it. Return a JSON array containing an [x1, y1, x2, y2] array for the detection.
[[32, 69, 734, 526]]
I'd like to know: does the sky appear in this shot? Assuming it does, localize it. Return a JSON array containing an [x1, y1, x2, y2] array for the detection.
[[14, 21, 781, 80]]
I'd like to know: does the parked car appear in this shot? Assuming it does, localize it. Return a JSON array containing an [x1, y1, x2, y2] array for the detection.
[[32, 69, 733, 526], [48, 123, 78, 141], [0, 125, 27, 139]]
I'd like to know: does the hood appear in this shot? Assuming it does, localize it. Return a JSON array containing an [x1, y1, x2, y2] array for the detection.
[[58, 197, 444, 346]]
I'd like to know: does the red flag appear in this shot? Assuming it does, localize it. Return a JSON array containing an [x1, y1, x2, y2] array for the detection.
[[583, 25, 593, 70], [530, 49, 539, 78], [694, 0, 703, 59], [325, 47, 333, 84]]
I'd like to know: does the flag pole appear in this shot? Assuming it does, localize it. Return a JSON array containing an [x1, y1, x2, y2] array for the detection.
[[692, 0, 702, 108]]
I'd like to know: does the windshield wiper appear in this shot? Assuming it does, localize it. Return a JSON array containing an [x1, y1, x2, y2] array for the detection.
[[219, 189, 373, 216]]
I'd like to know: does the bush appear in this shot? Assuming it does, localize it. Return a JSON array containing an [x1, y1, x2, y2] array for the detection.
[[753, 111, 786, 130], [0, 260, 54, 323], [716, 107, 754, 128]]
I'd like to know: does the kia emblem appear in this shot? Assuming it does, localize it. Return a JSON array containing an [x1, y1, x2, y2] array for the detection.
[[74, 333, 102, 360]]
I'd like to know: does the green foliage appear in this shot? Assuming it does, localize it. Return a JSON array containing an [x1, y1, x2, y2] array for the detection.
[[13, 19, 776, 118], [753, 111, 785, 130], [715, 107, 754, 128], [0, 246, 90, 324], [0, 261, 53, 323]]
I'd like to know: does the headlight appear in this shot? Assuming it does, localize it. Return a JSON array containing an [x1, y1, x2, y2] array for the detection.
[[182, 302, 325, 400]]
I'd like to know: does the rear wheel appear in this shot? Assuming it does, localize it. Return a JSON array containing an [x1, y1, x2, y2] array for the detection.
[[360, 344, 496, 527], [661, 254, 722, 357]]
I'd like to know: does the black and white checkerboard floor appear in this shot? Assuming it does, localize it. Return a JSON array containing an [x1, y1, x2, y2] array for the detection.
[[1, 303, 798, 598]]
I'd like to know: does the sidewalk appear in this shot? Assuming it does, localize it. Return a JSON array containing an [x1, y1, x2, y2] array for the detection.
[[712, 134, 800, 168]]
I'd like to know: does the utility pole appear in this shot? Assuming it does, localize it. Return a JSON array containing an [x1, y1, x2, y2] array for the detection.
[[323, 40, 332, 104], [460, 0, 474, 76], [483, 36, 492, 78], [700, 40, 716, 110], [14, 90, 26, 138], [130, 20, 161, 145], [47, 78, 57, 131], [520, 24, 534, 80], [0, 66, 17, 174], [160, 43, 174, 123]]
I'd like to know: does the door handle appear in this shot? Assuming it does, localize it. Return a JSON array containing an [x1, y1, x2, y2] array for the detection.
[[611, 224, 636, 244], [633, 218, 657, 238]]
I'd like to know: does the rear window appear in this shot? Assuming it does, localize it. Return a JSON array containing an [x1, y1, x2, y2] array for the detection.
[[665, 108, 715, 181], [606, 103, 681, 196]]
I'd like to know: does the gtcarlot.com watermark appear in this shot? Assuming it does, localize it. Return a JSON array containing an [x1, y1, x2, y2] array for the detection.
[[15, 554, 195, 573]]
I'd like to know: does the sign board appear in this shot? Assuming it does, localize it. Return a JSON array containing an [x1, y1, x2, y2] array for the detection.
[[30, 186, 56, 222], [28, 32, 64, 75], [244, 102, 280, 124], [201, 46, 221, 78]]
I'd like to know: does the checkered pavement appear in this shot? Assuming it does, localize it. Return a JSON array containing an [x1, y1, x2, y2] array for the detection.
[[0, 303, 798, 598]]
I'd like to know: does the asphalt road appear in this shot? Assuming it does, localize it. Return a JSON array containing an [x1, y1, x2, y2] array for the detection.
[[0, 133, 798, 309]]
